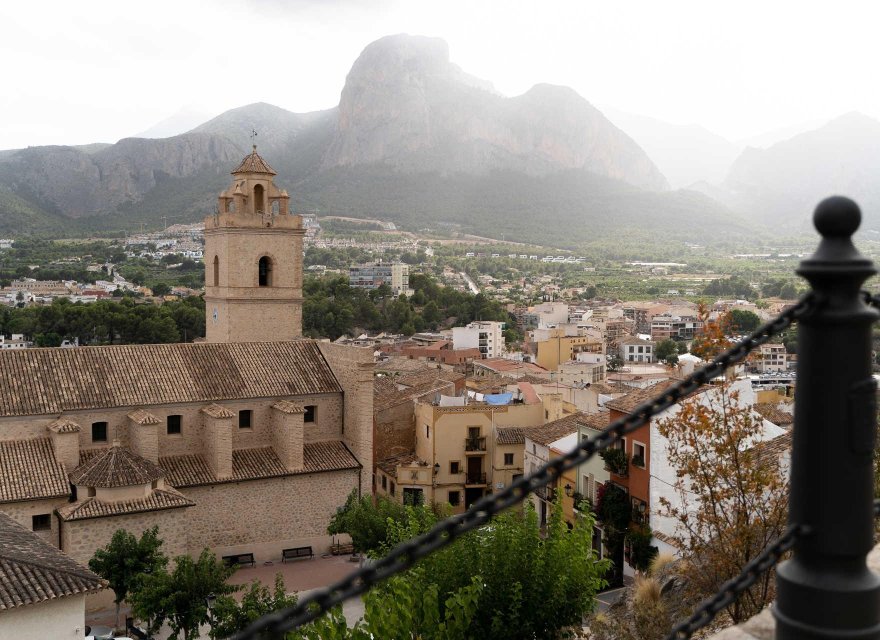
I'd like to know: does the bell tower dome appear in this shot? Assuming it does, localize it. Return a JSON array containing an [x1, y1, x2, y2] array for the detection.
[[204, 146, 303, 342]]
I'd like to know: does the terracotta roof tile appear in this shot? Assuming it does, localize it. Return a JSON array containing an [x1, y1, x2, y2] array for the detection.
[[47, 417, 81, 433], [160, 441, 360, 487], [127, 409, 160, 425], [496, 427, 526, 445], [523, 414, 581, 446], [604, 380, 678, 415], [69, 445, 164, 488], [0, 439, 69, 503], [753, 403, 794, 426], [375, 378, 454, 412], [56, 488, 194, 522], [749, 431, 792, 467], [0, 341, 341, 417], [272, 400, 305, 415], [0, 512, 105, 609], [578, 412, 611, 431], [376, 451, 425, 477], [231, 148, 277, 175], [201, 403, 235, 419]]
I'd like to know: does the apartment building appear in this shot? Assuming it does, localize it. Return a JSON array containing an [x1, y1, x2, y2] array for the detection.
[[349, 262, 412, 296]]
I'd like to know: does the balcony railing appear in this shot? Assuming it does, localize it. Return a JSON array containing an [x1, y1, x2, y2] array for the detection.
[[465, 436, 487, 452], [465, 472, 487, 485]]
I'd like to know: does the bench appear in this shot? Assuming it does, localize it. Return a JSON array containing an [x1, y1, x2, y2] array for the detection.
[[222, 553, 255, 568], [282, 546, 314, 562], [330, 542, 354, 556]]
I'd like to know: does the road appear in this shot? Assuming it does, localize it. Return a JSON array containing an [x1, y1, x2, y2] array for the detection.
[[459, 271, 480, 294]]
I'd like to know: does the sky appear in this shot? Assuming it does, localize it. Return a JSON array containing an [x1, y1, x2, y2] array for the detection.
[[2, 0, 879, 150]]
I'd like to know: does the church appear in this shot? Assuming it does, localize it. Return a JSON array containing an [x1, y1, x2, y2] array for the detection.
[[0, 148, 372, 594]]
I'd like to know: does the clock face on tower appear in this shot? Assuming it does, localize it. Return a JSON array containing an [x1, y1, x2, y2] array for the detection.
[[212, 307, 219, 324]]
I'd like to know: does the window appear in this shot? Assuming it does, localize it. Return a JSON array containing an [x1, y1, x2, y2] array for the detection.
[[32, 514, 50, 531], [167, 415, 182, 435], [382, 475, 387, 490], [271, 199, 280, 214], [468, 426, 480, 439], [450, 461, 460, 474], [91, 421, 107, 443], [258, 256, 273, 287], [633, 441, 647, 468], [403, 488, 424, 506], [426, 424, 430, 438], [213, 255, 219, 286], [390, 481, 396, 496], [87, 487, 96, 497], [239, 409, 252, 429], [504, 453, 514, 466], [448, 490, 461, 507], [304, 405, 316, 423]]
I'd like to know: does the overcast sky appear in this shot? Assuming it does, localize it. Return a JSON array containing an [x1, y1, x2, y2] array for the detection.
[[2, 0, 878, 150]]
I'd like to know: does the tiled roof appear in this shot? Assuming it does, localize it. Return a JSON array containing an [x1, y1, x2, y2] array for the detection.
[[496, 427, 526, 445], [578, 412, 611, 431], [201, 403, 235, 419], [0, 512, 105, 609], [750, 431, 792, 467], [0, 439, 69, 504], [753, 403, 794, 426], [69, 445, 164, 488], [524, 414, 582, 446], [604, 380, 678, 415], [47, 417, 81, 433], [272, 400, 305, 414], [395, 369, 464, 389], [160, 441, 361, 487], [56, 488, 194, 522], [376, 451, 425, 477], [127, 409, 160, 425], [231, 147, 277, 175], [0, 341, 341, 417], [375, 378, 453, 412], [374, 375, 400, 397]]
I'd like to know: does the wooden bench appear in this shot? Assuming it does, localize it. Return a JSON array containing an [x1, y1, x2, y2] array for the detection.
[[282, 546, 314, 562], [222, 553, 255, 568]]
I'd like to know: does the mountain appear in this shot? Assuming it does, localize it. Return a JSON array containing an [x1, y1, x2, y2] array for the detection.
[[135, 107, 215, 139], [735, 118, 830, 150], [601, 107, 741, 188], [722, 112, 880, 230], [0, 34, 750, 245]]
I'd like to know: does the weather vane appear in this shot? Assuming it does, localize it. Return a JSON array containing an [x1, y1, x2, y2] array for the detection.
[[250, 128, 257, 150]]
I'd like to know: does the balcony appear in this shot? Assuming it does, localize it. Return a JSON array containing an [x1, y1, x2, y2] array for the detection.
[[599, 448, 629, 478], [533, 485, 556, 501], [465, 436, 487, 452], [465, 472, 487, 485]]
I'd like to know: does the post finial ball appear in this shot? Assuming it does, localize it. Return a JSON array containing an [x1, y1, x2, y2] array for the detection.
[[814, 196, 861, 238]]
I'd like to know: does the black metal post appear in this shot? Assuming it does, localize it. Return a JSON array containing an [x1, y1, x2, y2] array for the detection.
[[775, 196, 880, 638]]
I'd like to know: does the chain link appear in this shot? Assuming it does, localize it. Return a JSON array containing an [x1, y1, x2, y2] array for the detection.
[[229, 294, 816, 640]]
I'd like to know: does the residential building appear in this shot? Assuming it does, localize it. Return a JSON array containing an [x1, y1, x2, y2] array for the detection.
[[534, 328, 604, 372], [453, 320, 506, 358], [755, 343, 790, 373], [349, 262, 412, 296], [649, 312, 703, 342], [619, 336, 655, 363], [0, 511, 105, 638], [399, 340, 482, 365], [375, 382, 547, 512], [619, 302, 670, 335], [523, 414, 582, 526], [0, 334, 32, 350]]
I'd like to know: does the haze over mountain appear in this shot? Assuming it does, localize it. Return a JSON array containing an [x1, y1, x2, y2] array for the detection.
[[601, 107, 742, 188], [719, 112, 880, 230], [0, 34, 750, 246]]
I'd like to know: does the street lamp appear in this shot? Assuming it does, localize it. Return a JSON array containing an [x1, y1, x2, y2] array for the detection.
[[564, 483, 572, 497], [433, 462, 440, 475], [205, 593, 216, 630]]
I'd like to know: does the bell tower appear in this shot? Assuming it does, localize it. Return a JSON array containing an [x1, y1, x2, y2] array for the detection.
[[204, 146, 303, 342]]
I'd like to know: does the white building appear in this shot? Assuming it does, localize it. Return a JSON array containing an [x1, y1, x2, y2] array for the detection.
[[0, 512, 105, 638], [348, 262, 412, 296], [619, 336, 655, 363], [0, 334, 32, 350], [452, 320, 505, 359], [755, 343, 789, 373]]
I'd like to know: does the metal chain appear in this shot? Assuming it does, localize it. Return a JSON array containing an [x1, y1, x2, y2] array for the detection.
[[664, 523, 807, 640], [230, 294, 816, 640]]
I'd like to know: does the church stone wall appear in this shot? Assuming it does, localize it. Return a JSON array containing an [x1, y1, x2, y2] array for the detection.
[[0, 497, 68, 547], [183, 468, 359, 563]]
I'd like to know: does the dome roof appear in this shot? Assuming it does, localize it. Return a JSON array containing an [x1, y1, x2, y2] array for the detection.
[[231, 146, 277, 176], [69, 444, 164, 488]]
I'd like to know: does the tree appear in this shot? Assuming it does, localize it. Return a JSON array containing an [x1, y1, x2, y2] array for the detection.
[[130, 549, 237, 640], [689, 304, 731, 360], [728, 309, 761, 334], [89, 526, 167, 630], [209, 574, 297, 639], [656, 384, 789, 623], [655, 339, 679, 365], [152, 282, 171, 296], [326, 490, 408, 555]]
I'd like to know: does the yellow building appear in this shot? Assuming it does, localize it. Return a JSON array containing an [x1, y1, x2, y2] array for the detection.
[[535, 329, 604, 372]]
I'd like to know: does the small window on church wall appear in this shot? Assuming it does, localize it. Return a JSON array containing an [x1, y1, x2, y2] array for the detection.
[[271, 200, 279, 215], [254, 184, 265, 213], [226, 200, 235, 213], [304, 405, 316, 423], [258, 256, 273, 287], [167, 415, 182, 435], [213, 256, 219, 287], [239, 410, 252, 429], [92, 421, 107, 443]]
